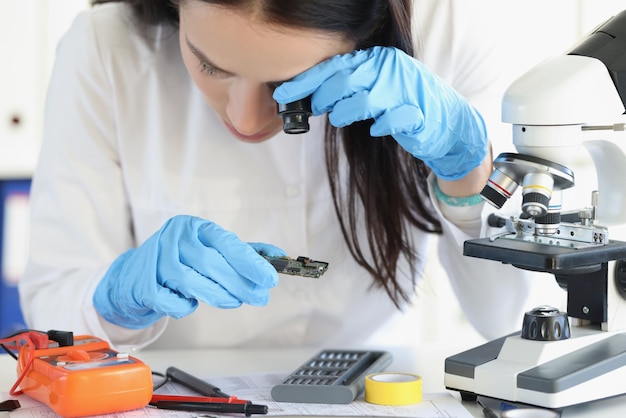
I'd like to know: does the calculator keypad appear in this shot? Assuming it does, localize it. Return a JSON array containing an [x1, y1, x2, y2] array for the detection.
[[271, 349, 392, 404]]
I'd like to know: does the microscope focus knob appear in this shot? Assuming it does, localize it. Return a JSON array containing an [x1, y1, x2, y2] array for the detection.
[[521, 305, 570, 341]]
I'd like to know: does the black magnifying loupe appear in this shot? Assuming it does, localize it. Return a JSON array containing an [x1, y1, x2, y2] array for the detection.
[[277, 96, 312, 134]]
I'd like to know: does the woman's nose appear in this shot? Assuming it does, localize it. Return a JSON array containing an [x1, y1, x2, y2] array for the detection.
[[226, 80, 277, 135]]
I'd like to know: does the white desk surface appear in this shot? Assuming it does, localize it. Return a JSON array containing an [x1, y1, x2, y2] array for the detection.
[[0, 345, 482, 417], [2, 345, 626, 417]]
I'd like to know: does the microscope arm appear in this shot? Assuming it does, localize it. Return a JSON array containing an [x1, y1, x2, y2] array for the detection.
[[583, 140, 626, 225]]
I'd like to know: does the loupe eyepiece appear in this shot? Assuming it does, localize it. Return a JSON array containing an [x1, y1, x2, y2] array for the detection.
[[277, 96, 312, 134]]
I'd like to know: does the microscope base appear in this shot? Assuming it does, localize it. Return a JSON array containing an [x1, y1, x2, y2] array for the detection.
[[444, 329, 626, 408]]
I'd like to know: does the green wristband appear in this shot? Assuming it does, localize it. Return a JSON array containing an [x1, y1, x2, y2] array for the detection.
[[433, 181, 484, 207]]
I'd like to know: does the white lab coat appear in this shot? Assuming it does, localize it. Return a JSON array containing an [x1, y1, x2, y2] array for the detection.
[[19, 1, 548, 351]]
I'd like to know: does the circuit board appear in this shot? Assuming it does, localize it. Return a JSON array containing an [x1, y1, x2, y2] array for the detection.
[[263, 255, 329, 279]]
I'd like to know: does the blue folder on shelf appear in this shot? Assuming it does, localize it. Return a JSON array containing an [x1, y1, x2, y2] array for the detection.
[[0, 179, 31, 338]]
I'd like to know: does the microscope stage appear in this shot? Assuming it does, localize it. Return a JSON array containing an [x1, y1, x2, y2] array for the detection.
[[464, 237, 626, 273]]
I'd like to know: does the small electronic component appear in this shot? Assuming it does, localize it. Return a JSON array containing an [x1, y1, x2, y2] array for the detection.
[[263, 255, 329, 278]]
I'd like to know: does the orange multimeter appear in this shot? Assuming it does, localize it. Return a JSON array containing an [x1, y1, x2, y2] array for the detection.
[[16, 335, 153, 417]]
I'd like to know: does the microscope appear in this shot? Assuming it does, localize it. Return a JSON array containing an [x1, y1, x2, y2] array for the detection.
[[444, 10, 626, 408]]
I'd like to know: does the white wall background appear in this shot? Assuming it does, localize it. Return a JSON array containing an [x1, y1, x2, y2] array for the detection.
[[0, 0, 90, 178], [1, 0, 626, 354]]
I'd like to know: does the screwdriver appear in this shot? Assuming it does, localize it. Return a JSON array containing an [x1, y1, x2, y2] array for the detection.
[[151, 400, 267, 416], [477, 399, 499, 418], [166, 366, 231, 398]]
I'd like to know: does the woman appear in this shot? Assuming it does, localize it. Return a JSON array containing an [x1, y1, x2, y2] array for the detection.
[[19, 0, 536, 350]]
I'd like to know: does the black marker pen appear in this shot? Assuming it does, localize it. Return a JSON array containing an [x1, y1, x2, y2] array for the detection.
[[166, 366, 231, 398]]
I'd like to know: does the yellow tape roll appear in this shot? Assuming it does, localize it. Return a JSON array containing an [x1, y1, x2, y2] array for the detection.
[[364, 372, 422, 405]]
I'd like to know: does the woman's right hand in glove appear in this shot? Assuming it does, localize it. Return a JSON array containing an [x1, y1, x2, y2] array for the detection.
[[93, 215, 285, 329]]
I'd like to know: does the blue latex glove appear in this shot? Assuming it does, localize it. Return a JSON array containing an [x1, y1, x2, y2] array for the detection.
[[273, 46, 488, 180], [93, 215, 285, 329]]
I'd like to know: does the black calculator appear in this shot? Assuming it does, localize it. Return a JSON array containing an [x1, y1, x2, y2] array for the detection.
[[271, 349, 392, 404]]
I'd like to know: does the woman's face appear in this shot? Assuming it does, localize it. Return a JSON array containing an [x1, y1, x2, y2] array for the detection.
[[179, 1, 356, 143]]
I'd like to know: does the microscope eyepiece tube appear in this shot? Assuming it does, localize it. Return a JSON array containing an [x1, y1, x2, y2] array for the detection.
[[277, 96, 312, 134]]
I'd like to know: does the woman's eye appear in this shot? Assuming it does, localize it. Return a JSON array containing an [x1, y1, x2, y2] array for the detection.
[[198, 61, 227, 77]]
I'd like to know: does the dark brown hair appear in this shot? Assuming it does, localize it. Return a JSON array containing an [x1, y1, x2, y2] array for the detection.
[[92, 0, 443, 307]]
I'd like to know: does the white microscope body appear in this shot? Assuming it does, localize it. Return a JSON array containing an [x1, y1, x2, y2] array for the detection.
[[444, 11, 626, 409], [502, 54, 626, 227]]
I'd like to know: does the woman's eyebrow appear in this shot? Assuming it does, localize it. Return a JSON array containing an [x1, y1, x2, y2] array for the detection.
[[185, 35, 234, 75], [184, 35, 288, 86]]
